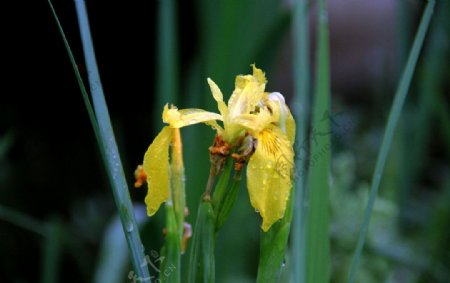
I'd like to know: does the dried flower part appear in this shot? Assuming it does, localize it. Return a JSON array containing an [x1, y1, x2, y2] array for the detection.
[[134, 165, 147, 188], [181, 222, 193, 254]]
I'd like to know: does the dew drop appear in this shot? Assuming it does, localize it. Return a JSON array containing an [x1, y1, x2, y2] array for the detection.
[[126, 223, 134, 233]]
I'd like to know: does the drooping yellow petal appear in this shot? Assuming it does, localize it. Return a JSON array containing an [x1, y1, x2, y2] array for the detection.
[[207, 78, 229, 118], [162, 104, 222, 129], [143, 126, 173, 216], [247, 126, 294, 231]]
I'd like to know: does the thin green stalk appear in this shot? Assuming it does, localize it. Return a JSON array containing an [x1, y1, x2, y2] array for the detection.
[[347, 1, 435, 283], [257, 191, 294, 282], [188, 198, 216, 283], [40, 218, 62, 283], [0, 204, 47, 236], [159, 129, 185, 282], [214, 170, 242, 231], [171, 129, 186, 238], [292, 0, 310, 282], [306, 0, 331, 282], [47, 0, 101, 148], [160, 204, 181, 282], [66, 0, 150, 280], [155, 0, 178, 126]]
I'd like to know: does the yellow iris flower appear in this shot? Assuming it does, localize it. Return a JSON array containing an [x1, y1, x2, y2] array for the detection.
[[143, 65, 295, 231]]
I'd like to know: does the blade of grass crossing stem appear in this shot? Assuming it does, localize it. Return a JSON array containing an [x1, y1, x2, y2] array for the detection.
[[49, 0, 151, 279], [292, 0, 310, 282], [347, 2, 435, 283], [306, 0, 331, 282]]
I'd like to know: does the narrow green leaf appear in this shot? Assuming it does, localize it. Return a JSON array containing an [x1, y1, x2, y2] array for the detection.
[[306, 0, 331, 282], [188, 199, 216, 283], [257, 191, 294, 282], [94, 207, 148, 283], [292, 0, 310, 282], [155, 0, 178, 126], [0, 204, 47, 236], [48, 0, 151, 280], [214, 170, 242, 231], [160, 205, 181, 282], [40, 218, 62, 283], [347, 1, 435, 283]]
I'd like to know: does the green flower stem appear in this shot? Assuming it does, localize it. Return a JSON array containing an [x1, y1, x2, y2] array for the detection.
[[188, 153, 243, 282], [40, 218, 62, 283], [212, 157, 243, 231], [171, 129, 186, 239], [188, 199, 216, 283], [70, 0, 150, 280], [211, 157, 233, 207], [160, 204, 181, 283], [214, 169, 242, 231], [256, 190, 294, 283], [159, 128, 185, 283], [347, 1, 435, 282]]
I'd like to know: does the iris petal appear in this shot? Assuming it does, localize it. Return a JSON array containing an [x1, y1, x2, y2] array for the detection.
[[143, 126, 173, 216], [228, 65, 266, 119], [246, 126, 294, 231], [207, 78, 229, 119], [163, 104, 223, 129]]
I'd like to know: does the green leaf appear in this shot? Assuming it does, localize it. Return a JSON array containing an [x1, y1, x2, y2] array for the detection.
[[47, 0, 151, 280], [292, 0, 311, 282], [257, 191, 294, 282], [347, 1, 436, 283], [188, 199, 216, 283], [160, 205, 181, 282], [305, 0, 331, 282]]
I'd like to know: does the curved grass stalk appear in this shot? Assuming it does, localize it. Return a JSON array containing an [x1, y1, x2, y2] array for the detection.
[[347, 1, 435, 282], [48, 0, 151, 280]]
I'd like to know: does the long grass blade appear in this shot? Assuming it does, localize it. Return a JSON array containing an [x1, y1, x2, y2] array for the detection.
[[40, 218, 62, 283], [305, 0, 331, 282], [48, 0, 151, 279], [0, 204, 47, 236], [155, 0, 178, 126], [73, 1, 151, 279], [347, 1, 435, 282], [292, 0, 310, 282]]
